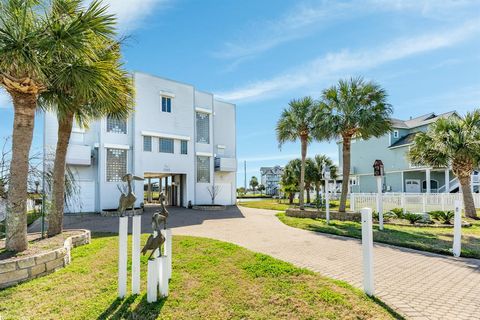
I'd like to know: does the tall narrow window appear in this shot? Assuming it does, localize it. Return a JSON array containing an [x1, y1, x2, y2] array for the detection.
[[393, 130, 399, 138], [196, 112, 209, 144], [161, 96, 172, 113], [107, 116, 127, 134], [143, 136, 152, 152], [159, 138, 174, 153], [106, 148, 127, 182], [197, 156, 210, 183], [181, 140, 188, 155]]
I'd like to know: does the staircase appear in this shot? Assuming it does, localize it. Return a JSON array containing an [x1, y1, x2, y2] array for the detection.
[[437, 177, 460, 193]]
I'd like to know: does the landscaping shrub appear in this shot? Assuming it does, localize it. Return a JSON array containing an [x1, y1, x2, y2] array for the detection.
[[404, 212, 424, 224], [373, 211, 395, 222], [429, 210, 455, 224], [389, 208, 405, 219]]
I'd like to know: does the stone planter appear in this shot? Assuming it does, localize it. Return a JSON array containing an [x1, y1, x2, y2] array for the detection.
[[0, 229, 90, 289]]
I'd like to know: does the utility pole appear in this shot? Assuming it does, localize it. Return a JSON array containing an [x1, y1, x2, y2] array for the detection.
[[244, 160, 247, 190]]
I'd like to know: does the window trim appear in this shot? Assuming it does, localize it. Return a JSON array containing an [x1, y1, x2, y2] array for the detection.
[[106, 116, 128, 135], [161, 96, 172, 113], [143, 136, 152, 152], [105, 147, 128, 183], [393, 130, 399, 138], [159, 137, 174, 154]]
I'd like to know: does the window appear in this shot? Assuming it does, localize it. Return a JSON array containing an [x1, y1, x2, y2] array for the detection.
[[106, 148, 127, 182], [197, 156, 210, 183], [143, 136, 152, 152], [159, 138, 174, 153], [181, 140, 188, 155], [107, 116, 127, 134], [196, 112, 210, 143], [393, 130, 399, 138], [349, 176, 358, 186], [161, 96, 172, 113]]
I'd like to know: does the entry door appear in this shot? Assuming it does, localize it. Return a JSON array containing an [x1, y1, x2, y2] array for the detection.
[[405, 179, 421, 193]]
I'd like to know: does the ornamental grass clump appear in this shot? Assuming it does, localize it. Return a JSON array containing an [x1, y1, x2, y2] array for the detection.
[[429, 210, 455, 225]]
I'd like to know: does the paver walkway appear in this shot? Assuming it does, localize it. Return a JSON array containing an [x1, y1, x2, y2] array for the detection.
[[31, 205, 480, 319]]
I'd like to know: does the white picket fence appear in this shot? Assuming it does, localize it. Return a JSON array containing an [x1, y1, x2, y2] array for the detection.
[[350, 193, 480, 213]]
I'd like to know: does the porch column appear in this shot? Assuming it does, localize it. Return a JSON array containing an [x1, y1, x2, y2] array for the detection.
[[158, 178, 162, 202], [445, 168, 450, 193], [426, 169, 431, 194], [165, 177, 169, 205], [147, 178, 152, 203]]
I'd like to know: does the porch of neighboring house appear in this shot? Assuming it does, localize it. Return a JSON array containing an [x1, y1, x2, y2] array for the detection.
[[144, 173, 186, 207], [403, 168, 480, 194]]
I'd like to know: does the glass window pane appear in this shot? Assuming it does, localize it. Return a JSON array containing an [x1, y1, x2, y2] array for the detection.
[[143, 136, 152, 152], [167, 98, 171, 112], [196, 112, 209, 144], [181, 140, 188, 155], [197, 156, 210, 183], [106, 148, 127, 182], [107, 116, 127, 134], [159, 138, 174, 153]]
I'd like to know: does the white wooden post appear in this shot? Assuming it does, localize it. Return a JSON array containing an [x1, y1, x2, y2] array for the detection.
[[118, 216, 128, 298], [361, 207, 374, 296], [376, 176, 383, 230], [147, 259, 158, 302], [426, 169, 431, 194], [445, 169, 450, 193], [350, 193, 355, 212], [422, 193, 427, 212], [158, 256, 169, 297], [452, 200, 462, 257], [325, 181, 330, 223], [131, 215, 141, 294], [441, 193, 445, 211], [161, 229, 172, 279], [401, 193, 406, 213]]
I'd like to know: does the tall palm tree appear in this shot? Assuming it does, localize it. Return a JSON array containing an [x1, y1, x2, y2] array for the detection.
[[277, 97, 321, 210], [304, 158, 316, 203], [38, 1, 133, 236], [317, 78, 392, 212], [312, 154, 337, 205], [409, 111, 480, 219], [281, 159, 301, 204], [0, 0, 116, 251]]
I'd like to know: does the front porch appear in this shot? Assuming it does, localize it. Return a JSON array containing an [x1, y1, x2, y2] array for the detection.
[[403, 168, 480, 193]]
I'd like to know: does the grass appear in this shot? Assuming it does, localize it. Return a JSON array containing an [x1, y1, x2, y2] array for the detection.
[[277, 212, 480, 259], [0, 210, 41, 239], [238, 198, 349, 211], [0, 234, 399, 320]]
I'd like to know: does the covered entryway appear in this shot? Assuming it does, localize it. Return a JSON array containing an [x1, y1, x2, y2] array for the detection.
[[144, 173, 186, 207]]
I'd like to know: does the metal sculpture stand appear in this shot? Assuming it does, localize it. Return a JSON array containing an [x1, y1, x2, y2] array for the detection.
[[118, 214, 143, 298]]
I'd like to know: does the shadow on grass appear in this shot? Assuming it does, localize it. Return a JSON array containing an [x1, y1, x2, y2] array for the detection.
[[97, 294, 166, 320]]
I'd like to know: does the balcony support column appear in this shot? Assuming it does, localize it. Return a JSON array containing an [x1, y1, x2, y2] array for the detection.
[[445, 168, 450, 193]]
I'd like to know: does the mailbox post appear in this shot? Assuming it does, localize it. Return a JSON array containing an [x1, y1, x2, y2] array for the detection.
[[323, 166, 331, 224], [373, 160, 384, 230]]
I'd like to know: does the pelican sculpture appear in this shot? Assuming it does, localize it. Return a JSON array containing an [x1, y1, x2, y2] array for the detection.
[[152, 192, 169, 230], [117, 173, 144, 217], [141, 232, 165, 259]]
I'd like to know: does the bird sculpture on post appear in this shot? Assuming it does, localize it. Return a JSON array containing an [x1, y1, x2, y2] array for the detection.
[[152, 192, 169, 230], [117, 173, 144, 217], [141, 232, 165, 260]]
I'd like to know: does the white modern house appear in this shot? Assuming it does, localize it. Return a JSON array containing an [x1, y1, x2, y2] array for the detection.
[[44, 72, 237, 213]]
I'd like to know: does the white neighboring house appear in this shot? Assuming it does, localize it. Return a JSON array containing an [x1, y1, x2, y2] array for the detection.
[[44, 72, 237, 213], [260, 166, 284, 195]]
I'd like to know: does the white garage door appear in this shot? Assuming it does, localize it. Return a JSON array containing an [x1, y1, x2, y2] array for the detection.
[[66, 180, 95, 213]]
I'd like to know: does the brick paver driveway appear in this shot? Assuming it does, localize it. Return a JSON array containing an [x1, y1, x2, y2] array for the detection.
[[34, 205, 480, 319]]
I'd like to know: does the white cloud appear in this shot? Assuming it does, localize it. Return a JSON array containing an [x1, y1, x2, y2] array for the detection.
[[86, 0, 170, 31], [214, 0, 478, 65], [0, 90, 12, 109], [217, 20, 480, 102]]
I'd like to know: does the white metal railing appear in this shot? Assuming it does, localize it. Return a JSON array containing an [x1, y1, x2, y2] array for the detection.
[[350, 192, 480, 213]]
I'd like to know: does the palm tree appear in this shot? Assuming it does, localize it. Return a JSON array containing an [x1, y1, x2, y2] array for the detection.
[[304, 158, 316, 203], [312, 155, 337, 205], [39, 2, 133, 236], [277, 97, 321, 210], [0, 0, 116, 251], [249, 176, 258, 194], [409, 111, 480, 219], [281, 159, 301, 204], [317, 78, 392, 212]]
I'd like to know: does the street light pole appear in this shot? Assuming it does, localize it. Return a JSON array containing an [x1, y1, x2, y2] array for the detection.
[[41, 111, 46, 238]]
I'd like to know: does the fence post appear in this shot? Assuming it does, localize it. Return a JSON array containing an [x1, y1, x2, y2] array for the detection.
[[422, 194, 427, 212], [350, 193, 355, 212], [361, 207, 374, 296], [325, 181, 330, 224], [452, 200, 462, 257], [401, 193, 406, 213], [441, 193, 445, 211]]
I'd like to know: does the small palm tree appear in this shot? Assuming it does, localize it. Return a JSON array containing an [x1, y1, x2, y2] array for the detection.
[[409, 111, 480, 219], [304, 158, 316, 203], [312, 154, 337, 205], [0, 0, 116, 251], [249, 176, 259, 194], [277, 97, 321, 210], [317, 78, 392, 212], [281, 159, 301, 204]]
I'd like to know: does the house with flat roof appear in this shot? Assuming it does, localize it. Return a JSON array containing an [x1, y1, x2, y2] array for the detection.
[[338, 111, 479, 194], [44, 72, 237, 213]]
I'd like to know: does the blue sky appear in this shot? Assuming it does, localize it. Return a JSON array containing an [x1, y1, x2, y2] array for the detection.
[[0, 0, 479, 187]]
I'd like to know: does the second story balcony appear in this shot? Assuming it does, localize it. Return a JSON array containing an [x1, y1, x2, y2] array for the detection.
[[214, 157, 236, 172]]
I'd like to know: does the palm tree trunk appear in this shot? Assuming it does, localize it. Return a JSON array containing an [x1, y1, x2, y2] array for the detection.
[[299, 136, 307, 210], [289, 192, 294, 204], [306, 186, 311, 203], [339, 134, 352, 212], [5, 91, 37, 252], [49, 113, 74, 236], [458, 175, 477, 219]]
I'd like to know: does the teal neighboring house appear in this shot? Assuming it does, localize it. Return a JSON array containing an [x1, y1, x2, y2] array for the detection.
[[338, 111, 480, 194]]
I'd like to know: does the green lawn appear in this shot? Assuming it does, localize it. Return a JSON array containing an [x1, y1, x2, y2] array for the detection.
[[0, 234, 399, 320], [238, 198, 349, 211], [277, 212, 480, 259]]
